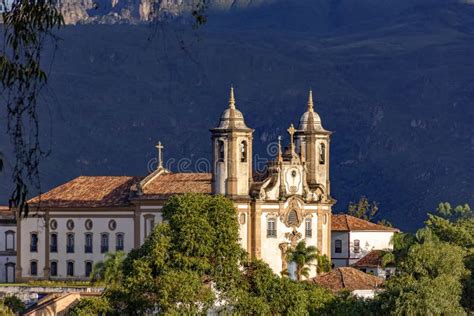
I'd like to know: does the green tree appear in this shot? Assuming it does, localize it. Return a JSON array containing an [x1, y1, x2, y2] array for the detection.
[[348, 196, 392, 227], [286, 241, 328, 280], [2, 296, 25, 314], [90, 251, 125, 288], [68, 296, 111, 316]]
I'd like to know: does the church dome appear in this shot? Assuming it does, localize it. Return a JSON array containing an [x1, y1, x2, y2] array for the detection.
[[214, 87, 250, 130], [298, 90, 328, 132]]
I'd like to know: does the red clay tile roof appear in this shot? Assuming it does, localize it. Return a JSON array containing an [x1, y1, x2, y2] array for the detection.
[[28, 176, 140, 208], [141, 173, 212, 199], [331, 214, 399, 232], [0, 206, 14, 219], [352, 250, 386, 268], [312, 267, 384, 293]]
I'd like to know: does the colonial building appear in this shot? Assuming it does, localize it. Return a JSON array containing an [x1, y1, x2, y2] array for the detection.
[[17, 88, 335, 281], [0, 206, 16, 283], [330, 214, 399, 268]]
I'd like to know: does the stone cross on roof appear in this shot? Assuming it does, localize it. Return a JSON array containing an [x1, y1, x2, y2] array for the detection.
[[287, 123, 296, 153], [155, 141, 164, 169]]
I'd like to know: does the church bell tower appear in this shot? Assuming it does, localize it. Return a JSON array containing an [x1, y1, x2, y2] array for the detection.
[[211, 87, 253, 198]]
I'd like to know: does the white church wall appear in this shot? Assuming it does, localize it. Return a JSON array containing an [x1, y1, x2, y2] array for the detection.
[[331, 231, 349, 267], [20, 217, 47, 279]]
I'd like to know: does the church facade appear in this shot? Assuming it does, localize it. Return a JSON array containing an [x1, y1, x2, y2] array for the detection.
[[17, 88, 335, 281]]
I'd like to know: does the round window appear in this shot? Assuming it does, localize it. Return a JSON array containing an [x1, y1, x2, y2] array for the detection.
[[85, 219, 93, 230], [108, 219, 117, 231], [66, 219, 75, 230], [50, 219, 58, 230]]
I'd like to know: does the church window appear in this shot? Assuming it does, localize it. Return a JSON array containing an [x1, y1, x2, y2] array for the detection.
[[108, 220, 117, 231], [305, 218, 312, 237], [85, 233, 93, 253], [66, 219, 75, 230], [218, 141, 225, 162], [85, 219, 93, 230], [101, 233, 109, 253], [287, 210, 298, 226], [353, 240, 360, 253], [85, 261, 93, 278], [240, 141, 247, 162], [319, 143, 326, 164], [267, 218, 277, 238], [116, 233, 124, 251], [30, 233, 38, 252], [50, 261, 58, 277], [335, 239, 342, 253], [5, 230, 15, 251], [50, 233, 58, 253], [50, 219, 58, 230], [30, 261, 38, 276], [66, 233, 75, 253], [239, 213, 246, 225], [67, 261, 74, 277]]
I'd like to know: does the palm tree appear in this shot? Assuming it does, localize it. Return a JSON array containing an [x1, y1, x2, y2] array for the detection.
[[90, 251, 125, 288], [286, 241, 319, 281]]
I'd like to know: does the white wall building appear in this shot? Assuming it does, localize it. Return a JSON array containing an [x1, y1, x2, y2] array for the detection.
[[0, 206, 16, 283], [331, 214, 399, 268]]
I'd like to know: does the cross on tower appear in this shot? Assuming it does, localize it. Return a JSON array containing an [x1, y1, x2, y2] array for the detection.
[[155, 141, 164, 169]]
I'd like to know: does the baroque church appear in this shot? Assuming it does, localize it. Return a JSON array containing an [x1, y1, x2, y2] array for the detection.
[[17, 88, 334, 281]]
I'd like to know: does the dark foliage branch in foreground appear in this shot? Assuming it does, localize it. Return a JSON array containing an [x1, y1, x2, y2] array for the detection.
[[0, 0, 62, 217]]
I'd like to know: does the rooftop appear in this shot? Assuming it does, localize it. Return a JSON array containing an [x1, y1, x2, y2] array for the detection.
[[331, 214, 399, 232], [311, 267, 384, 293], [140, 172, 212, 199], [352, 250, 388, 268]]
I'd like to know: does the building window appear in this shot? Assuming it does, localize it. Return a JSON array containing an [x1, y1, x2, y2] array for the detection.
[[85, 233, 93, 253], [50, 219, 58, 230], [50, 261, 58, 277], [108, 220, 117, 231], [305, 218, 312, 237], [239, 213, 246, 225], [101, 233, 109, 253], [116, 233, 124, 251], [145, 216, 155, 238], [287, 210, 298, 226], [335, 239, 342, 253], [50, 233, 58, 253], [319, 143, 326, 164], [30, 261, 38, 276], [66, 219, 75, 230], [5, 231, 15, 251], [66, 233, 75, 253], [353, 239, 360, 253], [218, 140, 225, 162], [30, 233, 38, 252], [267, 218, 277, 238], [85, 261, 93, 278], [67, 261, 74, 277], [85, 219, 93, 230], [240, 141, 247, 162]]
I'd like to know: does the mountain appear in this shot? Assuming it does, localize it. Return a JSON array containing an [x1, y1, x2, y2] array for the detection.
[[0, 0, 473, 231]]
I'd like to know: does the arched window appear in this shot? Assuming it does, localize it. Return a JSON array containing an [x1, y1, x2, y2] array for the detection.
[[85, 261, 93, 278], [240, 141, 247, 162], [305, 218, 312, 237], [67, 261, 74, 277], [218, 140, 225, 162], [5, 230, 15, 251], [287, 210, 298, 226], [116, 233, 124, 251], [267, 218, 277, 238], [30, 261, 38, 276], [50, 261, 58, 277], [50, 233, 58, 253], [353, 239, 360, 253], [101, 233, 109, 253], [85, 233, 93, 253], [66, 233, 75, 253], [335, 239, 342, 253], [30, 233, 38, 252], [319, 143, 326, 164]]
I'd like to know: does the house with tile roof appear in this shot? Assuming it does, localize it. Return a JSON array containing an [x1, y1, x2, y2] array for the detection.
[[311, 267, 384, 298], [351, 249, 396, 279], [17, 88, 336, 281], [330, 214, 399, 268]]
